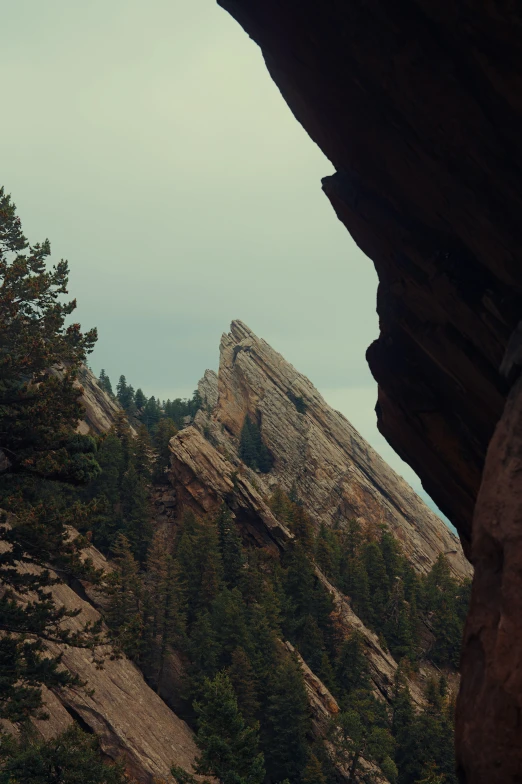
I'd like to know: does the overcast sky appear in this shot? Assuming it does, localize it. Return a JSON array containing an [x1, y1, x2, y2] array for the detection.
[[2, 0, 446, 517]]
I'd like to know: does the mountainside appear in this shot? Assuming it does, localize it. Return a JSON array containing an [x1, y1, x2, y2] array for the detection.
[[2, 329, 470, 784], [179, 320, 469, 580], [214, 7, 522, 780]]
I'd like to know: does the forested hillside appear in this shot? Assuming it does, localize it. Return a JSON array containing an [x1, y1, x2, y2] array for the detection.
[[0, 189, 471, 784]]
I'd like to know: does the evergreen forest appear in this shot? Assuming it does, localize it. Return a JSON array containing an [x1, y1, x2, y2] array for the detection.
[[0, 188, 471, 784]]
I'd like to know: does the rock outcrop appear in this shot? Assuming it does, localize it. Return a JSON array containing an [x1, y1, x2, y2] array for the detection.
[[191, 321, 470, 580], [213, 7, 522, 778], [1, 528, 198, 783], [216, 2, 522, 556], [169, 322, 469, 712], [76, 366, 123, 435], [44, 575, 198, 783]]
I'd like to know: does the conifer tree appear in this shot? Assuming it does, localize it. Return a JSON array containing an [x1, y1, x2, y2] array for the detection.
[[176, 513, 223, 624], [216, 503, 244, 588], [104, 534, 144, 662], [116, 375, 135, 411], [0, 187, 105, 720], [228, 647, 260, 727], [0, 725, 128, 784], [302, 753, 327, 784], [120, 464, 152, 562], [98, 369, 114, 397], [134, 387, 147, 410], [265, 653, 310, 783], [133, 425, 153, 482], [144, 529, 185, 690], [193, 672, 265, 784]]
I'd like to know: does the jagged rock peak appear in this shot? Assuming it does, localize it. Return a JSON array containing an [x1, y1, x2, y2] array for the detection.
[[191, 323, 471, 580], [197, 368, 218, 409]]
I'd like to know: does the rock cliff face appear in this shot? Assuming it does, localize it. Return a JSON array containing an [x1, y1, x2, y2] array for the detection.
[[213, 7, 522, 779], [168, 322, 469, 711], [189, 321, 470, 580], [76, 366, 124, 435], [216, 1, 522, 555]]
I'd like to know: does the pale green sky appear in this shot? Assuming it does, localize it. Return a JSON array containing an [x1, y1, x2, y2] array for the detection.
[[1, 0, 444, 514]]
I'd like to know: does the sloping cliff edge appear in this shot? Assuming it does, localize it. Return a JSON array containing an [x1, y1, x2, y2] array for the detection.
[[215, 5, 522, 782]]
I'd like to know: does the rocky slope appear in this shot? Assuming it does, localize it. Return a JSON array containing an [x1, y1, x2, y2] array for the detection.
[[168, 322, 470, 709], [6, 370, 201, 783], [189, 321, 469, 580]]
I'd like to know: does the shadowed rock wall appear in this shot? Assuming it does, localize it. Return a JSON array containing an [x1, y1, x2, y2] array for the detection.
[[216, 4, 522, 781]]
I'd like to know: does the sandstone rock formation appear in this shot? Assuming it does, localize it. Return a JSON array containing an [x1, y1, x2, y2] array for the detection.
[[1, 526, 198, 783], [76, 366, 124, 435], [216, 2, 522, 555], [213, 7, 522, 778], [191, 321, 470, 580], [44, 577, 198, 783], [169, 322, 469, 713]]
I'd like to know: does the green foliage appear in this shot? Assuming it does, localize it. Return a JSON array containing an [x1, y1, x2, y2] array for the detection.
[[152, 417, 178, 482], [0, 187, 98, 487], [164, 390, 202, 429], [0, 188, 106, 722], [287, 391, 307, 414], [98, 369, 113, 397], [216, 503, 244, 588], [116, 375, 135, 413], [193, 672, 265, 784], [264, 653, 310, 783], [239, 416, 273, 473], [0, 725, 128, 783]]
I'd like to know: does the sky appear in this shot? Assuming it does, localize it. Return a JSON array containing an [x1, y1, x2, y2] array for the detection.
[[1, 0, 445, 516]]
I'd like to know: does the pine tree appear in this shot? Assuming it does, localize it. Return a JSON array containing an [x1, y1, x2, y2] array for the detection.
[[134, 387, 147, 410], [265, 653, 310, 783], [143, 395, 161, 431], [176, 513, 223, 624], [228, 647, 260, 726], [194, 672, 265, 784], [0, 725, 128, 784], [133, 425, 153, 482], [116, 375, 135, 411], [98, 369, 114, 396], [0, 188, 105, 720], [302, 753, 327, 784], [120, 464, 152, 562], [105, 534, 144, 662], [144, 529, 185, 690], [335, 632, 371, 709], [216, 503, 244, 588]]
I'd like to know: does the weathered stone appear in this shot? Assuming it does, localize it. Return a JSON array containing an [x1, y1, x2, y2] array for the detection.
[[216, 1, 522, 553], [75, 366, 123, 436], [456, 373, 522, 784], [197, 369, 219, 410], [199, 321, 470, 580]]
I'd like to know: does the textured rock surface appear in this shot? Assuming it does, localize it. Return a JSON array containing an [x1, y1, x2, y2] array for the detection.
[[199, 321, 470, 580], [0, 529, 197, 783], [197, 369, 219, 410], [76, 366, 123, 435], [216, 0, 522, 554], [45, 578, 198, 783], [169, 323, 469, 713], [169, 425, 427, 708], [456, 372, 522, 784]]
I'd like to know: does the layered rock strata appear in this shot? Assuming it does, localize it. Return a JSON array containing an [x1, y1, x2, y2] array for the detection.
[[168, 322, 469, 713], [192, 321, 470, 580], [216, 1, 522, 554]]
